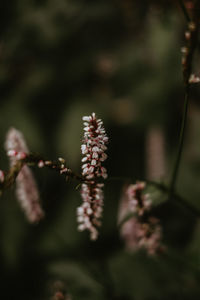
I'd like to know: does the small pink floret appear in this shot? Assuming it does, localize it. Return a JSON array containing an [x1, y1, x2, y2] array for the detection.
[[38, 160, 44, 168]]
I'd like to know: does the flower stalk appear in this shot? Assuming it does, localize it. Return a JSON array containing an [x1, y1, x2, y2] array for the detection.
[[169, 1, 200, 198]]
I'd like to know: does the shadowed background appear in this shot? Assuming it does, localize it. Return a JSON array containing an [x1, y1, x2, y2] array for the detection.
[[1, 1, 200, 299]]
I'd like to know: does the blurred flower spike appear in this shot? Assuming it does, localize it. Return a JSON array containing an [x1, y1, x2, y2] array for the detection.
[[5, 127, 44, 223], [126, 182, 152, 216], [77, 112, 108, 240], [119, 181, 163, 255]]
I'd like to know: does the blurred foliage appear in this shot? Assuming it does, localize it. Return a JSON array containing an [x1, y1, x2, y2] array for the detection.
[[1, 0, 200, 299]]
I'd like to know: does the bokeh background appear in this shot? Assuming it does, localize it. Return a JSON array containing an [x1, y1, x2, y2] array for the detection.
[[1, 0, 200, 299]]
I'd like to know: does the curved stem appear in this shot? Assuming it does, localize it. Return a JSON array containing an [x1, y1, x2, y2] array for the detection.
[[169, 0, 200, 200]]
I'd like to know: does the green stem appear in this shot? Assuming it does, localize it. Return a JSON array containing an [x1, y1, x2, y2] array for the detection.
[[169, 87, 189, 198], [169, 1, 200, 199], [178, 0, 191, 22]]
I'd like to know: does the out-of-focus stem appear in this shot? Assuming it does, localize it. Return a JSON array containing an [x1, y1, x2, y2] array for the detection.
[[169, 89, 189, 197], [178, 0, 191, 22]]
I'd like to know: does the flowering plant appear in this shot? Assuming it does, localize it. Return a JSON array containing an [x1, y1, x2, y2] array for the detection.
[[1, 1, 200, 299]]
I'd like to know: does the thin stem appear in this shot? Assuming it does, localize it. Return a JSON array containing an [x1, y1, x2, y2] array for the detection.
[[169, 88, 189, 197], [0, 153, 85, 194], [26, 153, 84, 182], [178, 0, 191, 22], [169, 1, 200, 200]]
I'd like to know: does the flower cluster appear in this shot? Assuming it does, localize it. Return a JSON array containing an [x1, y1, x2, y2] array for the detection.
[[77, 113, 108, 240], [126, 182, 152, 216], [5, 127, 44, 223], [119, 181, 162, 255], [77, 182, 104, 240], [81, 113, 108, 180], [120, 214, 162, 255]]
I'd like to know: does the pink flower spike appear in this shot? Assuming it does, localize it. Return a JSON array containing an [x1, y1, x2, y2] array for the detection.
[[16, 166, 44, 223], [5, 127, 44, 223], [118, 182, 163, 255], [78, 113, 109, 240]]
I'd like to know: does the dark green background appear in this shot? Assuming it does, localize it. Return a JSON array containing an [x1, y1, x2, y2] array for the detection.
[[1, 1, 200, 299]]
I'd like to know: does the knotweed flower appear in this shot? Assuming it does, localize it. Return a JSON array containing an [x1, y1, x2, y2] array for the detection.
[[5, 127, 44, 223], [77, 113, 108, 240], [126, 182, 152, 216], [119, 182, 162, 255]]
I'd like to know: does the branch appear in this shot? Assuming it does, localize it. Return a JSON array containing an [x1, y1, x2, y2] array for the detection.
[[0, 153, 85, 194]]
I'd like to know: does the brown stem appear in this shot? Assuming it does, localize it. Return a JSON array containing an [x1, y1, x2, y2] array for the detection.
[[0, 153, 85, 194]]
